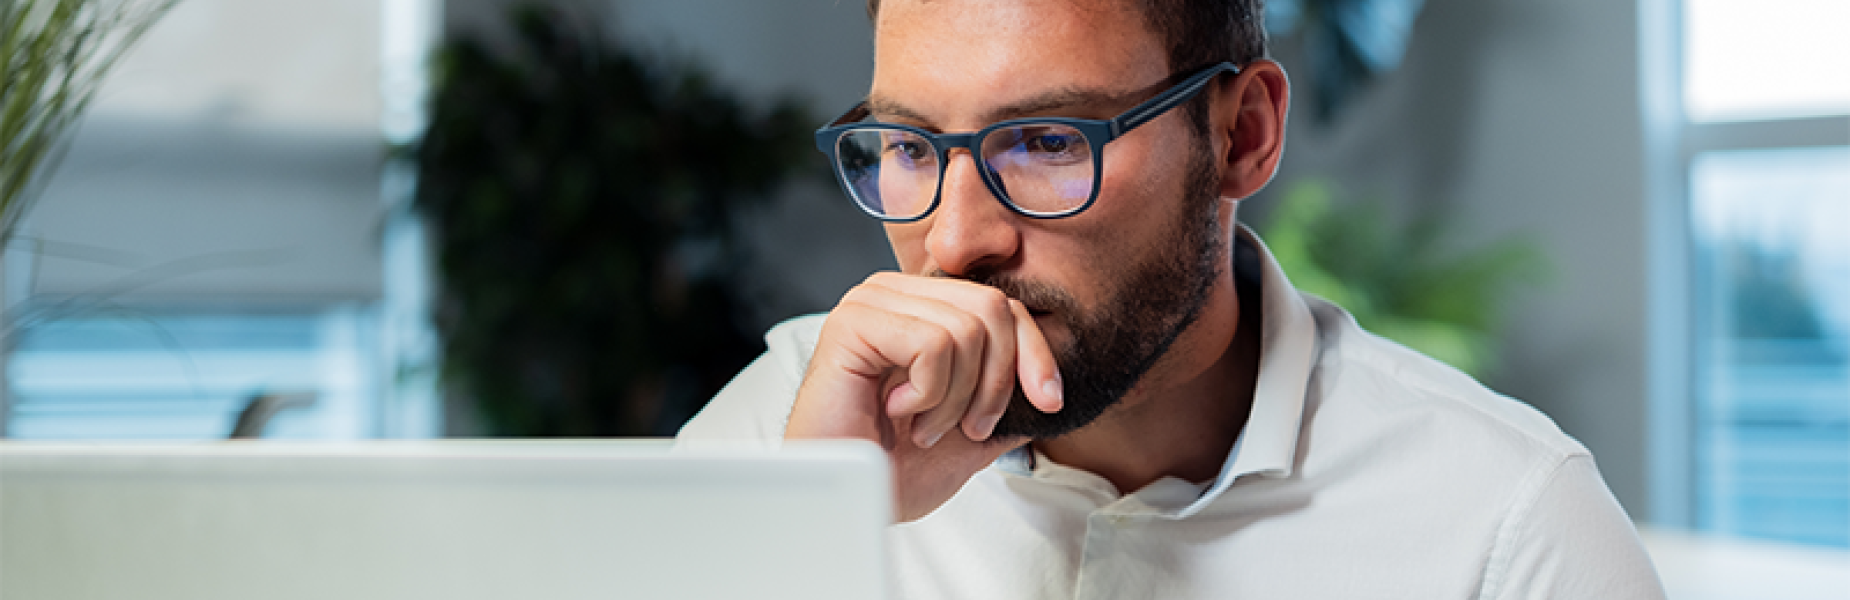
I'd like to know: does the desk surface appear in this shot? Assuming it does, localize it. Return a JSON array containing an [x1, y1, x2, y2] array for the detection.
[[1640, 526, 1850, 600]]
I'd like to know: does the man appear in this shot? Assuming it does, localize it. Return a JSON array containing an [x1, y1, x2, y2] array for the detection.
[[679, 0, 1666, 597]]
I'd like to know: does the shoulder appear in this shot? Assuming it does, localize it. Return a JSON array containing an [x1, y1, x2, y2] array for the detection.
[[1295, 296, 1662, 595], [1291, 294, 1603, 535], [674, 314, 827, 445], [1301, 294, 1588, 466]]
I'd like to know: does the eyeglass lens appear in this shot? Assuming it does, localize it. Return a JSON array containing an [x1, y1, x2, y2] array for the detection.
[[832, 124, 1096, 220]]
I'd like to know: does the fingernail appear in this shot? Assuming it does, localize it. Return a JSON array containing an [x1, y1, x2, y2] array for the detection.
[[976, 413, 1001, 439], [1041, 371, 1064, 412]]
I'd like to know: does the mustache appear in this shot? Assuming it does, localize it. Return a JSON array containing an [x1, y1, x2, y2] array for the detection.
[[928, 268, 1080, 317]]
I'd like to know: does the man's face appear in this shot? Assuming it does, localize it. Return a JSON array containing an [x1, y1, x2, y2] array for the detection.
[[869, 0, 1229, 438]]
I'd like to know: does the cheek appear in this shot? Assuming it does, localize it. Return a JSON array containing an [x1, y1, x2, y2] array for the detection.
[[1086, 160, 1189, 251], [884, 223, 931, 274], [1066, 131, 1212, 290]]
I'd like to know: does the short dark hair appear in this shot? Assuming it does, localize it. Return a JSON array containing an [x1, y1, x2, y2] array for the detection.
[[865, 0, 1268, 74]]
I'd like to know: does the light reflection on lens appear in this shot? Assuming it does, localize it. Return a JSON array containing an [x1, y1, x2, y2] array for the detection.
[[832, 125, 1096, 219]]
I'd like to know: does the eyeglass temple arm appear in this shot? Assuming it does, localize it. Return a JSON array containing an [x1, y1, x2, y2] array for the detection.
[[827, 102, 873, 127], [822, 62, 1238, 136], [1109, 62, 1240, 138]]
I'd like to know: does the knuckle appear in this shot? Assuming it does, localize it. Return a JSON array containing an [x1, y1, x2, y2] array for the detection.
[[915, 327, 958, 374], [948, 312, 986, 351], [925, 322, 957, 350], [854, 272, 902, 296], [975, 288, 1013, 320], [838, 285, 879, 309]]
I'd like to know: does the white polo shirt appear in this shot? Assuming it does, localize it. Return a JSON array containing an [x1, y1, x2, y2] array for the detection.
[[678, 228, 1666, 599]]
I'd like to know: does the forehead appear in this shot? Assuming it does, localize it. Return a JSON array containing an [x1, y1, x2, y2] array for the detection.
[[869, 0, 1167, 123]]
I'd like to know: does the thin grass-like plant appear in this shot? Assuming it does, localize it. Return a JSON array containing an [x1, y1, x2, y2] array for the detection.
[[1, 0, 177, 247]]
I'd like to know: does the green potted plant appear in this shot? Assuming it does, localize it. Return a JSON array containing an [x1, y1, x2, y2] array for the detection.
[[1258, 179, 1546, 377], [2, 0, 176, 249], [1, 0, 176, 433]]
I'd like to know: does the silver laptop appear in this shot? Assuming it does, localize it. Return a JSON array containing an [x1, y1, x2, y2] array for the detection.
[[0, 440, 889, 600]]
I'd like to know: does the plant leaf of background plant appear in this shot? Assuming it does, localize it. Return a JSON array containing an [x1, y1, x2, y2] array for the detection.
[[415, 7, 814, 436], [1, 0, 177, 248], [1259, 180, 1547, 377]]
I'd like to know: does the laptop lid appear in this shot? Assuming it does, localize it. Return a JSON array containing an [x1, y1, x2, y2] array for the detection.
[[0, 440, 889, 600]]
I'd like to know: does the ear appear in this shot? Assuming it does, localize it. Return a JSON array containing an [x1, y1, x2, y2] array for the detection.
[[1211, 59, 1290, 200]]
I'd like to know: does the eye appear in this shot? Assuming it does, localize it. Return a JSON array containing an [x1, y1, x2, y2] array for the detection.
[[1024, 133, 1077, 155], [888, 141, 929, 160], [881, 135, 935, 167], [1001, 125, 1090, 165]]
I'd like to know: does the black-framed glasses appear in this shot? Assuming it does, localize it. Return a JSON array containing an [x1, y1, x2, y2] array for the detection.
[[814, 62, 1240, 222]]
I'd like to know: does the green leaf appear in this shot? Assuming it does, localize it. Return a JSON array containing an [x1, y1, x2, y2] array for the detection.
[[0, 0, 178, 246], [1258, 178, 1548, 378]]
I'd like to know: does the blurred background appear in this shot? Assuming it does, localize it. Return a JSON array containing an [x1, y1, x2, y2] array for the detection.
[[2, 0, 1845, 595]]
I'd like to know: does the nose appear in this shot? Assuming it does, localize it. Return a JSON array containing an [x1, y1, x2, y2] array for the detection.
[[924, 149, 1022, 278]]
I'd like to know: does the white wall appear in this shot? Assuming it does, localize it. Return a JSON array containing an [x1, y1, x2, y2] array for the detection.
[[24, 0, 386, 303], [1262, 0, 1652, 516]]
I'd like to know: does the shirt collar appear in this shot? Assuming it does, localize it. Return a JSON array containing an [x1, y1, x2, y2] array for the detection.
[[996, 225, 1321, 517], [1171, 225, 1318, 517], [1218, 224, 1317, 482]]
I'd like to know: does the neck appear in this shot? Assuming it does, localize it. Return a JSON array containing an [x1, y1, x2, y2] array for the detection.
[[1032, 270, 1261, 496]]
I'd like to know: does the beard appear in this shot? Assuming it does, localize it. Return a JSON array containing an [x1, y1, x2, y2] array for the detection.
[[971, 145, 1226, 440]]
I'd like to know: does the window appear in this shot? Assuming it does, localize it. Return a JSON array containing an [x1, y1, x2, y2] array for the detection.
[[1650, 0, 1850, 547], [0, 0, 440, 441], [7, 308, 380, 440], [1692, 147, 1850, 546]]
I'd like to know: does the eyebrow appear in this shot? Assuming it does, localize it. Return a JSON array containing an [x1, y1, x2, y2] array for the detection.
[[865, 84, 1150, 129]]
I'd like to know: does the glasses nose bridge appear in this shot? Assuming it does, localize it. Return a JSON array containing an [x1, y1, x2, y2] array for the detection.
[[939, 128, 999, 187], [933, 130, 985, 163], [931, 130, 1007, 205]]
